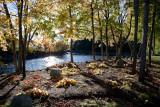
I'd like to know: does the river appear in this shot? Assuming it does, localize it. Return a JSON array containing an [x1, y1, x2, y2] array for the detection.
[[0, 52, 102, 74]]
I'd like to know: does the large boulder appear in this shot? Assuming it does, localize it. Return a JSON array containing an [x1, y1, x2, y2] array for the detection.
[[11, 94, 32, 107], [116, 59, 124, 68], [50, 68, 62, 78]]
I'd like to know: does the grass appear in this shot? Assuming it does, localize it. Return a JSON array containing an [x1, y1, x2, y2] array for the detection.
[[151, 56, 160, 65], [78, 99, 124, 107]]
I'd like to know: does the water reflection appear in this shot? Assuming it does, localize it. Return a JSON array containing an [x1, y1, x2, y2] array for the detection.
[[0, 52, 101, 74]]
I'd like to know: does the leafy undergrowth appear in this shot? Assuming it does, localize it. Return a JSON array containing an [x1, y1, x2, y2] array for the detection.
[[19, 72, 52, 91], [61, 67, 80, 76], [56, 78, 77, 87], [87, 63, 108, 69]]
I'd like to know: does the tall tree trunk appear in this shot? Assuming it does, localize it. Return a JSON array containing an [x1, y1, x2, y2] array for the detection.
[[69, 5, 73, 63], [117, 44, 122, 59], [3, 0, 18, 73], [148, 4, 156, 67], [139, 0, 150, 82], [12, 41, 18, 73], [18, 0, 23, 74], [105, 10, 109, 60], [70, 39, 73, 63], [138, 44, 142, 57], [152, 30, 155, 55], [132, 0, 139, 74], [22, 28, 28, 78], [22, 2, 28, 78], [91, 1, 95, 61], [106, 26, 109, 60], [98, 6, 104, 60]]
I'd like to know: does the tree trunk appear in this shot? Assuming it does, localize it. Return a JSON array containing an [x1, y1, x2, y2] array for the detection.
[[18, 0, 23, 74], [12, 40, 18, 72], [3, 0, 18, 73], [22, 2, 29, 79], [98, 6, 104, 60], [106, 26, 109, 60], [22, 28, 28, 78], [69, 5, 74, 63], [105, 10, 109, 60], [148, 4, 156, 67], [116, 44, 122, 59], [70, 39, 73, 63], [152, 30, 155, 55], [139, 0, 150, 82], [91, 2, 95, 61], [132, 0, 139, 74], [138, 44, 142, 57]]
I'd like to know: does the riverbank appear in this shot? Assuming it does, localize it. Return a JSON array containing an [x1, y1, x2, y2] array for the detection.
[[0, 58, 160, 107]]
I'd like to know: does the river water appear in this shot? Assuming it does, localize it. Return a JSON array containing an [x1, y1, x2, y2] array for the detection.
[[0, 52, 102, 74]]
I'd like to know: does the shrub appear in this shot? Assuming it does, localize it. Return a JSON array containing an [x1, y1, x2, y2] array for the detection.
[[92, 69, 104, 75], [56, 78, 77, 87], [87, 63, 98, 69], [98, 63, 108, 68], [25, 88, 49, 97], [16, 88, 49, 98], [61, 67, 79, 76]]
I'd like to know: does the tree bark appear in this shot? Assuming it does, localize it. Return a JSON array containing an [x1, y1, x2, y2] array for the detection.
[[132, 0, 139, 74], [69, 5, 73, 63], [70, 39, 73, 63], [139, 0, 150, 82], [18, 0, 23, 75], [22, 27, 27, 78], [105, 10, 109, 60], [138, 44, 142, 57], [22, 2, 29, 78], [152, 30, 155, 55], [148, 4, 156, 67], [106, 26, 109, 60], [128, 41, 134, 60], [91, 1, 95, 61], [117, 44, 122, 59]]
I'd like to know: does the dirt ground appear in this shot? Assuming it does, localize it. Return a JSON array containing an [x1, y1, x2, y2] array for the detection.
[[0, 59, 160, 107]]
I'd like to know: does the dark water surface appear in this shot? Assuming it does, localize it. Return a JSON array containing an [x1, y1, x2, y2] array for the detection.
[[0, 52, 102, 74]]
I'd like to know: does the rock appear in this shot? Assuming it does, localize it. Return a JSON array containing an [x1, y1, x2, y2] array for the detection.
[[50, 68, 62, 77], [11, 94, 32, 107], [116, 59, 124, 68], [65, 63, 73, 68], [85, 61, 90, 63]]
